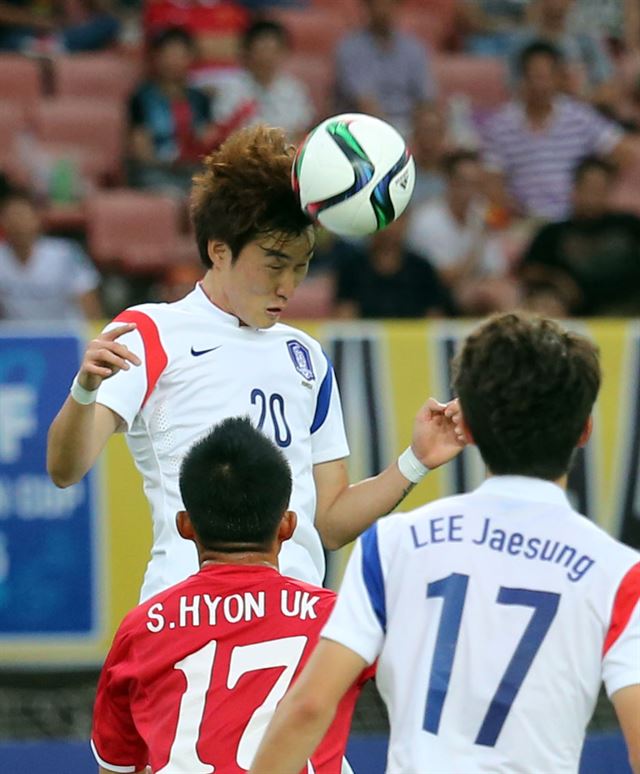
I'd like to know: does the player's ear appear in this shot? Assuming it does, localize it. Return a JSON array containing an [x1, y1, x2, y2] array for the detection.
[[176, 510, 196, 541], [576, 415, 593, 448], [460, 415, 475, 445], [278, 510, 297, 544], [208, 240, 232, 268]]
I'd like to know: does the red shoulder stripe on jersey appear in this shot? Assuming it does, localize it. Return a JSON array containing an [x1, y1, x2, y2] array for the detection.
[[603, 562, 640, 657], [113, 310, 168, 408]]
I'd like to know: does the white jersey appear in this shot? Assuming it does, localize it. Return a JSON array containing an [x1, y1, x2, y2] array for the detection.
[[323, 476, 640, 774], [97, 284, 349, 599]]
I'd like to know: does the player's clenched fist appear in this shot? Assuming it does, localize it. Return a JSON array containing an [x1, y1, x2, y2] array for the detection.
[[410, 397, 466, 471], [78, 323, 142, 391]]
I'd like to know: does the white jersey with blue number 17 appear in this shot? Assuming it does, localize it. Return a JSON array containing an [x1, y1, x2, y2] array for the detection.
[[322, 476, 640, 774], [96, 284, 349, 600]]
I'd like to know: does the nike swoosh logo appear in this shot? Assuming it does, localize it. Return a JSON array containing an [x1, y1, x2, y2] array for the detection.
[[190, 345, 222, 357]]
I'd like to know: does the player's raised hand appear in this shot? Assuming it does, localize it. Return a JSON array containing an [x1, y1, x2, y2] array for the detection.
[[443, 397, 467, 444], [78, 323, 142, 391], [411, 397, 466, 470]]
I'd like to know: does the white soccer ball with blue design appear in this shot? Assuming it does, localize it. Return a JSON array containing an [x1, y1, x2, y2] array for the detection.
[[292, 113, 416, 237]]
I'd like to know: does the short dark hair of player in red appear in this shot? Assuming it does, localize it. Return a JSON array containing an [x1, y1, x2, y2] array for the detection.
[[179, 416, 292, 548], [190, 125, 313, 267], [451, 312, 601, 480]]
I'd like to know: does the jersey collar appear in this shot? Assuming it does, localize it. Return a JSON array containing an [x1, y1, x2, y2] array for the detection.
[[475, 475, 572, 508]]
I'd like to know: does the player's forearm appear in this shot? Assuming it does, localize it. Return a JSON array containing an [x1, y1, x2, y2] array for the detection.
[[317, 462, 415, 549], [47, 397, 105, 487], [250, 690, 336, 774]]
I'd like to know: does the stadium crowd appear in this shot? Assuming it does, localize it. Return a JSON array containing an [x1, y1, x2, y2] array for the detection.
[[1, 0, 640, 321]]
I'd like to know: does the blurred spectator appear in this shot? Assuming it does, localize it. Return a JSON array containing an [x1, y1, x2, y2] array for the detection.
[[507, 0, 617, 108], [0, 188, 102, 321], [458, 0, 530, 56], [212, 19, 315, 143], [128, 27, 214, 197], [0, 0, 120, 53], [520, 155, 640, 315], [482, 40, 635, 220], [406, 150, 519, 315], [333, 217, 453, 318], [410, 104, 448, 207], [334, 0, 437, 137]]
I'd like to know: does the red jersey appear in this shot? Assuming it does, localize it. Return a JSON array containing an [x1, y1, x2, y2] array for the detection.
[[92, 564, 368, 773]]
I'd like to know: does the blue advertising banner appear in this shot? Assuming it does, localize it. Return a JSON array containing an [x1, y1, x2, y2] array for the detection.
[[0, 332, 99, 640]]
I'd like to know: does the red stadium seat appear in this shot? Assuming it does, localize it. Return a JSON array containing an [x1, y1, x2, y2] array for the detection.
[[53, 54, 142, 102], [433, 54, 509, 109], [0, 54, 42, 113], [0, 103, 27, 171], [31, 97, 126, 182], [272, 8, 354, 56], [86, 189, 198, 273], [399, 1, 458, 51]]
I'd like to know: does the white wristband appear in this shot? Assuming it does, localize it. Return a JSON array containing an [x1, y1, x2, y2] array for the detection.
[[70, 375, 99, 405], [397, 446, 429, 484]]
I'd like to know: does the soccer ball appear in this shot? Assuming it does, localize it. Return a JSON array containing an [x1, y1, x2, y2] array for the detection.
[[292, 113, 416, 238]]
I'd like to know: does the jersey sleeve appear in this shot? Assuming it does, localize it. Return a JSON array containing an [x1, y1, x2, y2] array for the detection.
[[310, 351, 350, 465], [321, 522, 387, 664], [96, 309, 168, 430], [91, 625, 148, 773], [602, 562, 640, 698]]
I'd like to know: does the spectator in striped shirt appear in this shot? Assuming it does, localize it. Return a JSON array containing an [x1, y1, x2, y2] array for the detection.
[[482, 40, 636, 220]]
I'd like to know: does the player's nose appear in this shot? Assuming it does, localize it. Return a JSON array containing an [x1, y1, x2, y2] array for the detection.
[[276, 272, 297, 301]]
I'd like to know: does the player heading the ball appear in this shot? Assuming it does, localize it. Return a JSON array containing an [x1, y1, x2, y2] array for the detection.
[[47, 123, 463, 601], [251, 312, 640, 774]]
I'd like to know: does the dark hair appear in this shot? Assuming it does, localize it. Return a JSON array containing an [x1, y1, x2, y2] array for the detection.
[[573, 154, 617, 185], [242, 19, 290, 51], [443, 149, 480, 178], [149, 26, 194, 53], [452, 312, 601, 480], [179, 417, 292, 549], [190, 124, 313, 267], [517, 40, 564, 79]]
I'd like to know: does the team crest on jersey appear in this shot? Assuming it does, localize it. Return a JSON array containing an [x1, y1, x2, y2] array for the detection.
[[287, 340, 315, 381]]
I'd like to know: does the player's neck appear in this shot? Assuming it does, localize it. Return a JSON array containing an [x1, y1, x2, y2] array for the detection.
[[200, 272, 231, 314], [199, 272, 252, 326], [199, 551, 279, 571]]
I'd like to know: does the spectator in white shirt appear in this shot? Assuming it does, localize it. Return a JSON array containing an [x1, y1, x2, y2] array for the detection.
[[0, 188, 102, 322], [406, 151, 519, 315], [212, 19, 315, 144]]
